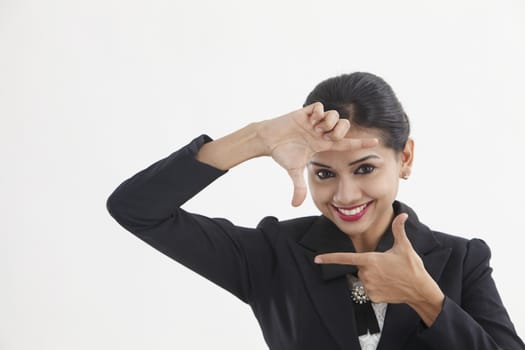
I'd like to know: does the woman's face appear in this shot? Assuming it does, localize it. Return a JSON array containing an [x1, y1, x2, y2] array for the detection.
[[307, 127, 413, 250]]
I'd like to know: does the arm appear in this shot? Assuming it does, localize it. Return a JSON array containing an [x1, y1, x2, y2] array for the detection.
[[106, 134, 270, 303], [107, 103, 373, 302], [195, 121, 267, 170], [416, 239, 525, 349]]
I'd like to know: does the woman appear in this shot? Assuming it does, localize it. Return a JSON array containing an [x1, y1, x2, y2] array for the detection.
[[106, 72, 524, 349]]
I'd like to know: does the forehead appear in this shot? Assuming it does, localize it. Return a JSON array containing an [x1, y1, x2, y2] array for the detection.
[[311, 126, 394, 163], [344, 126, 382, 140]]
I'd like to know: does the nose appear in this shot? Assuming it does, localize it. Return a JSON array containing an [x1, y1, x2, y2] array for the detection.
[[333, 176, 361, 206]]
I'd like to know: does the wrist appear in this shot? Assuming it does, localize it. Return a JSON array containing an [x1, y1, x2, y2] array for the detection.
[[195, 121, 268, 170], [253, 119, 274, 156], [407, 276, 444, 327], [257, 118, 282, 156]]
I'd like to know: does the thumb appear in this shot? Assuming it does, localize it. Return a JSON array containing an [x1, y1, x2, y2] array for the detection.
[[288, 167, 307, 207], [392, 213, 411, 248]]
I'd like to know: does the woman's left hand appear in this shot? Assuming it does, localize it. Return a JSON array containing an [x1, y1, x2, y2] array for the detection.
[[314, 213, 445, 326]]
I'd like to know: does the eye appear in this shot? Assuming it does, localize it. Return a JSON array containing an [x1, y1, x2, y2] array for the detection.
[[315, 169, 335, 180], [354, 164, 376, 175]]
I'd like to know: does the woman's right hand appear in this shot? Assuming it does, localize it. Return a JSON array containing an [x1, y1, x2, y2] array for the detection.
[[258, 102, 378, 207]]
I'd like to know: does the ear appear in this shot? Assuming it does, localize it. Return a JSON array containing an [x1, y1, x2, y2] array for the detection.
[[399, 138, 414, 179]]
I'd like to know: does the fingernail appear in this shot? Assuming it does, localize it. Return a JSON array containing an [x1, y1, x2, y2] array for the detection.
[[314, 256, 322, 263]]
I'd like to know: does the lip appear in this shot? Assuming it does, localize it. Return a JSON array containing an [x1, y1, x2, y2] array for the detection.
[[331, 200, 373, 222]]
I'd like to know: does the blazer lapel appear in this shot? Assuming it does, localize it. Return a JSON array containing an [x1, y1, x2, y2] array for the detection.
[[289, 216, 361, 350]]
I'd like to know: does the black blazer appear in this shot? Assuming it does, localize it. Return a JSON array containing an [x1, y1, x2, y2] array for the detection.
[[107, 135, 524, 350]]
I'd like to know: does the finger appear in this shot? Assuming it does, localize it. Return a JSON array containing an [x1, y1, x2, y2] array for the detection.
[[314, 252, 376, 266], [314, 110, 339, 132], [287, 168, 307, 207], [322, 118, 350, 141], [328, 137, 378, 152], [306, 102, 325, 125], [392, 213, 411, 247]]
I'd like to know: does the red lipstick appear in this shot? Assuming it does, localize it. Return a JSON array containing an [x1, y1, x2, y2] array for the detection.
[[332, 201, 372, 222]]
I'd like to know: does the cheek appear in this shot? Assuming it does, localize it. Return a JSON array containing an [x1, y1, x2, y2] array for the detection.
[[307, 177, 333, 202], [364, 173, 400, 199]]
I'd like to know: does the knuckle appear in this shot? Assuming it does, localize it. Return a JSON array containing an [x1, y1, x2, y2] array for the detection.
[[333, 123, 348, 138], [312, 102, 324, 114], [327, 110, 339, 119], [338, 119, 351, 131], [327, 111, 339, 124]]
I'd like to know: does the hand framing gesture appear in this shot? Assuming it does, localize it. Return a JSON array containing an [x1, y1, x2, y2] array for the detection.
[[260, 102, 378, 207], [314, 213, 445, 327]]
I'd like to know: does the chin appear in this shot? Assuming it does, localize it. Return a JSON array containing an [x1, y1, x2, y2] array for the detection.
[[335, 221, 370, 238]]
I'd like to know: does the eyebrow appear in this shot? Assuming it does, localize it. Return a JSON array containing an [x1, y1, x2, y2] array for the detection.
[[309, 155, 380, 168]]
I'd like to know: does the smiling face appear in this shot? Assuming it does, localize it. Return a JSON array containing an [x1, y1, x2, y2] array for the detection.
[[307, 127, 414, 252]]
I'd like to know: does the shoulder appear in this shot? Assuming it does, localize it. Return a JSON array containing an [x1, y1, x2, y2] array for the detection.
[[431, 230, 492, 278], [398, 201, 493, 277], [398, 201, 491, 262], [430, 229, 486, 249], [430, 230, 491, 261]]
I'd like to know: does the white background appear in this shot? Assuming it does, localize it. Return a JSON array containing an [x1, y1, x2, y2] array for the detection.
[[1, 0, 524, 349]]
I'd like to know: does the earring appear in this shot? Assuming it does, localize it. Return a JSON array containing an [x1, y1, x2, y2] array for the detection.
[[401, 172, 409, 180]]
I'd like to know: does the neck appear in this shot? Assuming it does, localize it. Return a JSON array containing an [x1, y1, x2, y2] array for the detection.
[[349, 207, 394, 253]]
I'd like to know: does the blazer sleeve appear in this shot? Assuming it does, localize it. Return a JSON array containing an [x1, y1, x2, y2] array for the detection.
[[106, 134, 276, 304], [416, 238, 525, 350]]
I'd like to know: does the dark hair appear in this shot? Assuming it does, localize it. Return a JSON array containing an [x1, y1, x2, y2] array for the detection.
[[303, 72, 410, 151]]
